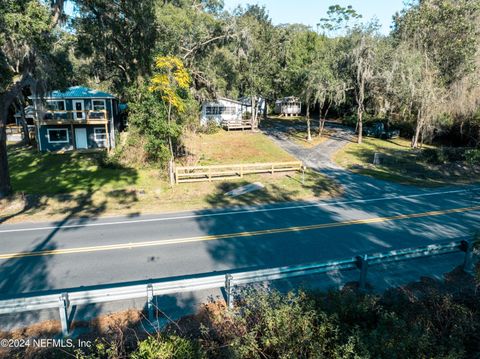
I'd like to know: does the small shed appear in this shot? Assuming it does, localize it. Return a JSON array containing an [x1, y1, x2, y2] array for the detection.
[[274, 97, 301, 116]]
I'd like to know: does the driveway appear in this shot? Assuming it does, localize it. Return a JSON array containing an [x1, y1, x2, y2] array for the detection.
[[261, 121, 453, 199]]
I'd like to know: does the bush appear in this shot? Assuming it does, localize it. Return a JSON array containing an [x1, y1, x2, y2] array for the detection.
[[199, 120, 220, 134], [130, 335, 204, 359], [421, 147, 468, 164], [465, 148, 480, 165]]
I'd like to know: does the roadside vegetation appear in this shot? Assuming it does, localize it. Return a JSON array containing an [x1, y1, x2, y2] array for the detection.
[[2, 263, 479, 359], [334, 137, 480, 186]]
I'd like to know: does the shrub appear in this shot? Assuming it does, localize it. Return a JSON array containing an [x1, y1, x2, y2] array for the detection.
[[199, 120, 220, 134], [421, 147, 467, 164], [130, 335, 204, 359], [465, 148, 480, 165]]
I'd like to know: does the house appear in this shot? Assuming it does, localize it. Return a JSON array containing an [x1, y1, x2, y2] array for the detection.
[[30, 86, 120, 151], [200, 97, 245, 126], [14, 106, 36, 126], [274, 96, 302, 116], [200, 96, 266, 128]]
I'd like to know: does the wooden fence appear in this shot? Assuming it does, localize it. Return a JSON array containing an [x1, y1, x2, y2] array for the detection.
[[175, 161, 304, 184]]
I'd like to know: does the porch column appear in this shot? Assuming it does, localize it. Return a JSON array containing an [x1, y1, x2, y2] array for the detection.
[[105, 122, 110, 151], [70, 124, 76, 149]]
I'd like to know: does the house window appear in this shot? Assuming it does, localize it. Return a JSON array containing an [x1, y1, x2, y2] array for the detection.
[[205, 106, 217, 115], [205, 106, 236, 116], [47, 128, 69, 143], [46, 100, 66, 111], [94, 127, 107, 146], [92, 100, 106, 111]]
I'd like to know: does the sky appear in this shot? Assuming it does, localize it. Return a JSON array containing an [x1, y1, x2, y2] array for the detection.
[[223, 0, 407, 34]]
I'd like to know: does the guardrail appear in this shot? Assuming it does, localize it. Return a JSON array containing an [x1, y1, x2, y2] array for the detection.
[[174, 161, 304, 184], [0, 239, 475, 336]]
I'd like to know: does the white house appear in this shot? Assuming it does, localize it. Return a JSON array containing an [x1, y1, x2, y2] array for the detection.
[[200, 97, 245, 126], [274, 96, 302, 116]]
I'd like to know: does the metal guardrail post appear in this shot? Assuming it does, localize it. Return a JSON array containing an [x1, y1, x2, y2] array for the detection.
[[356, 255, 368, 291], [460, 240, 474, 275], [58, 293, 70, 337], [147, 284, 155, 321], [225, 274, 233, 309]]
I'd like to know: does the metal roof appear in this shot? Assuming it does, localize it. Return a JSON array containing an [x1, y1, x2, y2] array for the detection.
[[33, 86, 116, 99]]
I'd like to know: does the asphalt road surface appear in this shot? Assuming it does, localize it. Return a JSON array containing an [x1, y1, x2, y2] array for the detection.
[[1, 184, 479, 299]]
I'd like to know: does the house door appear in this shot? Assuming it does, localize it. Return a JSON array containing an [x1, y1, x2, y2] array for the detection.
[[75, 128, 88, 149], [73, 100, 85, 120]]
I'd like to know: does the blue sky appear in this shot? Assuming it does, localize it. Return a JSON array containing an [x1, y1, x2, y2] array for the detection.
[[223, 0, 407, 34]]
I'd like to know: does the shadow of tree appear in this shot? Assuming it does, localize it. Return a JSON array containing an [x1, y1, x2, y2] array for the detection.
[[0, 145, 140, 328], [343, 145, 480, 186]]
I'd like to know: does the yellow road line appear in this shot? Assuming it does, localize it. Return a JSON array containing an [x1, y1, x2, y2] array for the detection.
[[1, 205, 479, 260]]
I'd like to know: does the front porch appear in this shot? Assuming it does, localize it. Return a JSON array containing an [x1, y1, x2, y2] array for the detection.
[[35, 110, 111, 151]]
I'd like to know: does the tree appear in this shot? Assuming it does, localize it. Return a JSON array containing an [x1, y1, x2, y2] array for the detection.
[[235, 5, 278, 129], [350, 31, 377, 144], [393, 0, 480, 85], [155, 1, 235, 99], [149, 56, 191, 184], [0, 0, 71, 197], [72, 0, 157, 94]]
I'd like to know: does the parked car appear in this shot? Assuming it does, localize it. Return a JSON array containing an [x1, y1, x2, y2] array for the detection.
[[364, 122, 400, 139]]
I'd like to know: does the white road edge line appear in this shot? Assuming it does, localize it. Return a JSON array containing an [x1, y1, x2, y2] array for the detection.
[[0, 187, 477, 234]]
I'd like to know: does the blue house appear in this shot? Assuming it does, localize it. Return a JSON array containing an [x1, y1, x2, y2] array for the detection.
[[31, 86, 120, 152]]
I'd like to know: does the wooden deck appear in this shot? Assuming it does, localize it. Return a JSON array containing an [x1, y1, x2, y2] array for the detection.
[[222, 119, 253, 131]]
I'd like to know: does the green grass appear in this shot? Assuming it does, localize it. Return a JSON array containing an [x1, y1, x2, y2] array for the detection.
[[179, 130, 295, 165], [8, 146, 144, 195], [333, 137, 480, 186]]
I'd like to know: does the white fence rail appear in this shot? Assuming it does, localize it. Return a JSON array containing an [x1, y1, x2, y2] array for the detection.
[[0, 239, 474, 336]]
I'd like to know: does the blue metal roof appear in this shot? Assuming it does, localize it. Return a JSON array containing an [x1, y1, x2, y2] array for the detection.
[[44, 86, 116, 99]]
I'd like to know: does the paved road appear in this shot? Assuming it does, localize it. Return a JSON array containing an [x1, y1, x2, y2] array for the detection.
[[0, 185, 479, 298], [0, 123, 479, 329]]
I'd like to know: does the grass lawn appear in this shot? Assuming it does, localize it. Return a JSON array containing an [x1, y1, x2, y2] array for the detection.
[[1, 133, 339, 223], [179, 130, 295, 165], [261, 116, 330, 148], [333, 137, 480, 186]]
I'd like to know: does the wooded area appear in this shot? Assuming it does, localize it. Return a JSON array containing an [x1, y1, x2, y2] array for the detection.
[[1, 0, 480, 196]]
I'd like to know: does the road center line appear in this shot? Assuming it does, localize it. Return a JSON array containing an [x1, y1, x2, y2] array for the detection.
[[0, 187, 477, 234], [1, 204, 479, 260]]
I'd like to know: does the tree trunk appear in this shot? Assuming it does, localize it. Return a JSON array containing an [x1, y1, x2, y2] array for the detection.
[[0, 103, 12, 198], [357, 106, 363, 144], [251, 96, 259, 130], [412, 114, 423, 149], [306, 103, 312, 142], [167, 102, 175, 186], [18, 101, 31, 146], [319, 102, 330, 137]]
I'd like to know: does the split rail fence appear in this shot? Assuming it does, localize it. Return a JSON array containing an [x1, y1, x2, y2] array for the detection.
[[174, 161, 304, 184]]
